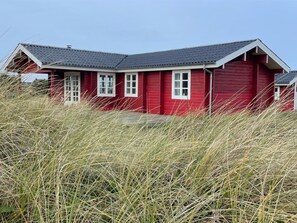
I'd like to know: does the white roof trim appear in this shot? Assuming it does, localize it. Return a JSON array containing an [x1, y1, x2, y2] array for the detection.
[[215, 39, 290, 72], [117, 64, 217, 73], [289, 76, 297, 85], [41, 65, 116, 73], [1, 44, 43, 72]]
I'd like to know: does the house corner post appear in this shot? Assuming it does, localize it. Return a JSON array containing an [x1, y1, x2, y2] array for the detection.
[[50, 70, 55, 98]]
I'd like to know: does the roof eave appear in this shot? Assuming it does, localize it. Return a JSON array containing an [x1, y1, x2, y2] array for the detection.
[[1, 44, 43, 72], [215, 39, 290, 72]]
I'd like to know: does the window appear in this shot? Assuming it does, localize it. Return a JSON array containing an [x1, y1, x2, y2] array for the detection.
[[125, 73, 138, 97], [97, 73, 115, 97], [274, 86, 280, 101], [172, 70, 191, 100]]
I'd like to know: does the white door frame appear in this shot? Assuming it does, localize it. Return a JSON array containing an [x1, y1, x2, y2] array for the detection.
[[64, 72, 81, 105]]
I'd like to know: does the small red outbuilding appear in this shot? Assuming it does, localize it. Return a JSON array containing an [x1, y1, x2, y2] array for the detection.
[[274, 71, 297, 111], [2, 39, 290, 115]]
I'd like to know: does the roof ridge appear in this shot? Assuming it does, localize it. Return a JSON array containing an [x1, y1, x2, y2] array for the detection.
[[20, 43, 128, 57], [125, 39, 258, 56]]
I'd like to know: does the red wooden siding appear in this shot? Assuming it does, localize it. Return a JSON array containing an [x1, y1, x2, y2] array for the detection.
[[49, 71, 64, 102], [163, 69, 207, 115], [255, 64, 274, 109], [115, 73, 144, 112], [279, 86, 294, 111], [212, 53, 275, 113], [213, 57, 254, 112], [47, 53, 280, 115], [145, 72, 162, 114]]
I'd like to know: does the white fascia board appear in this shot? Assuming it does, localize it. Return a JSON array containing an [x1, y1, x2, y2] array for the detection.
[[19, 45, 43, 67], [256, 40, 290, 72], [1, 44, 42, 72], [41, 65, 116, 73], [117, 64, 216, 73], [275, 84, 290, 86], [215, 39, 290, 72], [215, 41, 259, 68], [289, 76, 297, 85]]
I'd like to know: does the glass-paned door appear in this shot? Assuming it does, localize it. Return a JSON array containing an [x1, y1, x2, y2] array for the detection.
[[64, 72, 80, 105]]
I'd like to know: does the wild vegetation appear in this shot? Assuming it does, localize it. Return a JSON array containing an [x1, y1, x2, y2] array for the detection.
[[1, 79, 297, 222]]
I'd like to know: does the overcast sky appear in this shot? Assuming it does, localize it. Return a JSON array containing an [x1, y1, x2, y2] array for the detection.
[[0, 0, 296, 81]]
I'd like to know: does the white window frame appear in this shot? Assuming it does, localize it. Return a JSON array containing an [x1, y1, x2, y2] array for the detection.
[[172, 70, 191, 100], [125, 73, 138, 97], [97, 73, 116, 97], [274, 86, 280, 101]]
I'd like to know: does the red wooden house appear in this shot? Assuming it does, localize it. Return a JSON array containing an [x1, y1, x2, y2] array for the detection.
[[2, 39, 290, 115], [274, 71, 297, 111]]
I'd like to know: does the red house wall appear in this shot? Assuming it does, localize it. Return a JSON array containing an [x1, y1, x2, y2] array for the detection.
[[145, 72, 162, 114], [256, 64, 274, 109], [163, 69, 208, 115], [49, 54, 278, 115], [212, 54, 275, 113], [115, 73, 144, 111], [279, 86, 294, 111], [212, 57, 254, 112]]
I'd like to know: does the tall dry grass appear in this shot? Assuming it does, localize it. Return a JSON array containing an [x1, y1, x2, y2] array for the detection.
[[0, 81, 297, 222]]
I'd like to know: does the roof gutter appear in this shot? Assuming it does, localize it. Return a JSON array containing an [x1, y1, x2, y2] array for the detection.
[[203, 66, 213, 116]]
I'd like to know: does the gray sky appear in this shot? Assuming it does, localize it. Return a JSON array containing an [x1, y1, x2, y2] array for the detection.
[[1, 0, 296, 81]]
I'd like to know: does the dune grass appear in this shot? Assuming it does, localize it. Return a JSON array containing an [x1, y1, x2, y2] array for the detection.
[[1, 82, 297, 222]]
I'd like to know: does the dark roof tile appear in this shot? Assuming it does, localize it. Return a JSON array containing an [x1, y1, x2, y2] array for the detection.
[[275, 71, 297, 85], [21, 44, 127, 70], [20, 39, 257, 70]]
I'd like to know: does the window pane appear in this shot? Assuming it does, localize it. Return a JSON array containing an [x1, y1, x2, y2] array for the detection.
[[127, 81, 131, 87], [127, 75, 131, 81], [175, 81, 180, 88], [174, 89, 180, 96], [182, 81, 188, 88], [126, 88, 130, 94], [132, 82, 136, 88], [100, 88, 105, 94], [182, 89, 188, 96], [132, 75, 136, 81], [175, 73, 180, 81], [182, 73, 188, 80], [108, 88, 113, 94], [132, 88, 136, 94]]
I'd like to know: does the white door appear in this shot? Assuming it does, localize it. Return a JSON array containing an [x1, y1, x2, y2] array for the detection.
[[64, 72, 80, 105], [294, 82, 297, 111]]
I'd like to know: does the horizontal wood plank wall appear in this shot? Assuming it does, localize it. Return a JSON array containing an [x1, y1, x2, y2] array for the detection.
[[51, 71, 64, 103], [163, 69, 206, 115], [213, 55, 254, 112], [145, 71, 161, 114], [280, 86, 294, 111], [115, 72, 144, 112], [256, 64, 274, 109]]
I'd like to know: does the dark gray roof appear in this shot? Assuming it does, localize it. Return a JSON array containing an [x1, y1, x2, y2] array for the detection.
[[116, 39, 257, 69], [20, 39, 257, 70], [21, 43, 127, 70], [275, 71, 297, 85]]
